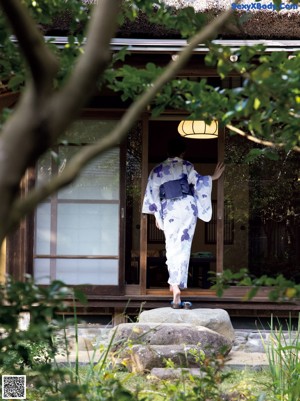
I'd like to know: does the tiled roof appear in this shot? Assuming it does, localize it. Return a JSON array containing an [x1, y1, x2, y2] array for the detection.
[[43, 1, 300, 39], [158, 1, 300, 39]]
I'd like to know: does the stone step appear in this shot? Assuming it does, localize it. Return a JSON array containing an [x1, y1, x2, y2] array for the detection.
[[56, 326, 111, 351], [109, 322, 232, 372], [109, 322, 232, 351], [138, 307, 235, 342], [114, 343, 220, 372]]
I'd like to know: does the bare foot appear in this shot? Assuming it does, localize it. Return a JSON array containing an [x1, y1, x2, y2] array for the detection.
[[171, 284, 181, 305]]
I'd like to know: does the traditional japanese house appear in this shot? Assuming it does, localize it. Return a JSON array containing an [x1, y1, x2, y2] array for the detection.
[[1, 1, 300, 325]]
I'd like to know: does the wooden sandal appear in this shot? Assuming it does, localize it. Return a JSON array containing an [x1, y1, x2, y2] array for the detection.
[[182, 301, 192, 309], [170, 301, 183, 309]]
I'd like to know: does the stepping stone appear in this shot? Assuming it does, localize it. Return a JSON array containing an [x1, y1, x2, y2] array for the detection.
[[109, 322, 232, 372], [139, 308, 235, 342]]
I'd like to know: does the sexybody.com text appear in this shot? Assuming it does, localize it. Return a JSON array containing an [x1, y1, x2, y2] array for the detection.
[[231, 2, 298, 11]]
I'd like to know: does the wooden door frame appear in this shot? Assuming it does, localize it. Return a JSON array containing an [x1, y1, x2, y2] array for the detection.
[[140, 114, 225, 295], [216, 127, 225, 274], [7, 111, 127, 294], [139, 113, 149, 295]]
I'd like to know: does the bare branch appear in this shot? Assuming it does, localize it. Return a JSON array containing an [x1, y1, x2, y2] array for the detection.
[[0, 0, 59, 93], [226, 124, 300, 152], [8, 7, 234, 231]]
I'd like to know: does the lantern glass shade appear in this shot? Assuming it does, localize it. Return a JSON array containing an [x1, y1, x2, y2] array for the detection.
[[178, 120, 218, 139]]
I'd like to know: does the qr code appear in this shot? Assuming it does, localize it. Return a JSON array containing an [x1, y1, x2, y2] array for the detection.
[[2, 375, 26, 399]]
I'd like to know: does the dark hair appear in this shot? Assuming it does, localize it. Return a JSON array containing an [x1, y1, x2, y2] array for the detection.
[[167, 137, 187, 157]]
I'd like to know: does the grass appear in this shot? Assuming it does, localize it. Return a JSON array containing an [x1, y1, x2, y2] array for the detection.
[[99, 367, 273, 401], [1, 279, 298, 401], [0, 361, 274, 401], [20, 334, 277, 400], [260, 315, 300, 401], [220, 368, 272, 400], [75, 365, 274, 401]]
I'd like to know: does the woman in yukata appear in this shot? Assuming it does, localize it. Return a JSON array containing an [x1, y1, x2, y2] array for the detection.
[[142, 137, 225, 309]]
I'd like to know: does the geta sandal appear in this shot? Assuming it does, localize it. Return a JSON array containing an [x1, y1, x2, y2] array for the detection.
[[170, 301, 183, 309], [182, 301, 192, 310]]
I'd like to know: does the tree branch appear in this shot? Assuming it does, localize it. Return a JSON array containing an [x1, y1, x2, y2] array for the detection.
[[8, 7, 234, 231], [49, 0, 122, 136], [0, 0, 122, 241], [226, 124, 300, 152], [0, 0, 59, 93]]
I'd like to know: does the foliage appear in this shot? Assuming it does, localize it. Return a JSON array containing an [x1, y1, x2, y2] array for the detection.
[[223, 137, 299, 277], [0, 276, 88, 400], [212, 268, 300, 302], [0, 0, 300, 243], [0, 276, 144, 401], [1, 0, 300, 153], [246, 153, 296, 218], [0, 275, 273, 401], [0, 0, 89, 90], [208, 45, 300, 152], [121, 0, 207, 38], [220, 368, 271, 401], [260, 315, 300, 401], [1, 0, 206, 92], [225, 140, 299, 222], [105, 32, 300, 153], [56, 347, 241, 401]]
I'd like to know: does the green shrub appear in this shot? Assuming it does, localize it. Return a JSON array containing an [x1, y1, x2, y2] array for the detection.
[[0, 277, 88, 400]]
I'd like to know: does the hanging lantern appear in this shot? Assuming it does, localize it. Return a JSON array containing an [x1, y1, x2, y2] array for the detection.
[[178, 120, 218, 139]]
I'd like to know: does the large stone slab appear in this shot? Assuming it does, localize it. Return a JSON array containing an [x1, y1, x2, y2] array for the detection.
[[116, 344, 208, 372], [109, 322, 232, 372], [138, 308, 235, 342], [110, 322, 231, 350]]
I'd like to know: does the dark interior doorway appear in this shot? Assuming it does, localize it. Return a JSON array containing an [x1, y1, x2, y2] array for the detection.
[[146, 120, 218, 289], [148, 120, 218, 164]]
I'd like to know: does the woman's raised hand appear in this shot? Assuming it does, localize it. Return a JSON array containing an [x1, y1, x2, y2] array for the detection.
[[211, 162, 225, 180]]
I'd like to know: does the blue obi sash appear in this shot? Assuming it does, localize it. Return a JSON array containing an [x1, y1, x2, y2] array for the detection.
[[159, 177, 194, 200]]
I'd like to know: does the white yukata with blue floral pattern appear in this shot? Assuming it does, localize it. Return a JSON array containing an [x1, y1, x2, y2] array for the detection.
[[142, 157, 212, 289]]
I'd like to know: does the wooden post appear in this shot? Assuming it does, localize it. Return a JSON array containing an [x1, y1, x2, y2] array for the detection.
[[0, 239, 6, 283], [112, 307, 127, 326], [6, 168, 35, 281], [139, 113, 149, 295], [216, 127, 225, 274]]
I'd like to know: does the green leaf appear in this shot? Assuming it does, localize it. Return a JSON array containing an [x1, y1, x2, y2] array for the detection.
[[248, 113, 263, 134], [240, 277, 252, 286], [262, 148, 279, 161], [68, 35, 75, 45], [235, 99, 248, 113], [73, 289, 87, 304], [245, 148, 264, 162], [253, 97, 261, 110], [151, 104, 166, 118], [8, 75, 24, 90], [244, 287, 258, 301]]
